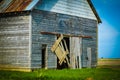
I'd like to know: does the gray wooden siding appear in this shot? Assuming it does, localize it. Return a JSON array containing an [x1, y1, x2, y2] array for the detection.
[[35, 0, 96, 20], [31, 10, 57, 69], [82, 20, 97, 67], [0, 14, 31, 69], [32, 9, 97, 68]]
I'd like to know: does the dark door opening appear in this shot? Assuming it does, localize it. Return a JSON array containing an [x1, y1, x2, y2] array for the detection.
[[42, 44, 47, 68], [57, 37, 70, 69]]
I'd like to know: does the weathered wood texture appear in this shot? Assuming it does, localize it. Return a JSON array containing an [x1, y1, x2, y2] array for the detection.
[[70, 37, 82, 69], [51, 34, 69, 66], [31, 10, 57, 69], [0, 13, 31, 69], [0, 0, 99, 70], [35, 0, 96, 20], [31, 9, 97, 68], [41, 31, 92, 38]]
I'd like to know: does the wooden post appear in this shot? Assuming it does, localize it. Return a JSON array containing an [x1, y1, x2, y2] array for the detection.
[[87, 47, 92, 68], [45, 45, 48, 69], [79, 38, 82, 69]]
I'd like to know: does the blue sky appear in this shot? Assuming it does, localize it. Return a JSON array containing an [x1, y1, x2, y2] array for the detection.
[[92, 0, 120, 58]]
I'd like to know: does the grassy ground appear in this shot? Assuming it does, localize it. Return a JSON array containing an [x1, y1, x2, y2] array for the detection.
[[0, 59, 120, 80], [0, 68, 120, 80], [98, 58, 120, 68], [98, 58, 120, 65]]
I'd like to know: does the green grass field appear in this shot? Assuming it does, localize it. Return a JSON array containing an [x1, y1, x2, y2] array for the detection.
[[0, 59, 120, 80], [0, 68, 120, 80]]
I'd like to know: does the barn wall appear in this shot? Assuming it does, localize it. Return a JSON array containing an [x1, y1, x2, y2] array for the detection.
[[82, 20, 97, 67], [35, 0, 96, 20], [32, 9, 98, 68], [31, 10, 57, 69], [0, 13, 31, 71]]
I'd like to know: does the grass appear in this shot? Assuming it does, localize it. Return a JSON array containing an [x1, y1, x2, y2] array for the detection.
[[0, 70, 36, 80], [0, 68, 120, 80], [98, 58, 120, 68]]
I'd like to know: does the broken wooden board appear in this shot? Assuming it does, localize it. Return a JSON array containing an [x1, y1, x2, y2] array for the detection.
[[51, 34, 70, 66], [51, 34, 63, 52]]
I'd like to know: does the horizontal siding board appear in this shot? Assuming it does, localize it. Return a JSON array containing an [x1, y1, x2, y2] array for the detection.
[[35, 0, 96, 20], [0, 14, 31, 69], [31, 11, 56, 68]]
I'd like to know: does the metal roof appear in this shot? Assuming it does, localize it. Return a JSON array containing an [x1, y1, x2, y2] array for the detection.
[[0, 0, 39, 13]]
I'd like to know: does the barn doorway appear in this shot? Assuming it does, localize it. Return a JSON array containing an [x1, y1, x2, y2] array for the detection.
[[57, 37, 70, 69], [41, 44, 47, 69]]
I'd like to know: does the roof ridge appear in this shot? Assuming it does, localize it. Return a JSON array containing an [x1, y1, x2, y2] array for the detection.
[[87, 0, 102, 23]]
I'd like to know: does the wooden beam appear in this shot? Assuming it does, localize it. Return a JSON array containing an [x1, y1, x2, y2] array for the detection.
[[40, 31, 92, 38]]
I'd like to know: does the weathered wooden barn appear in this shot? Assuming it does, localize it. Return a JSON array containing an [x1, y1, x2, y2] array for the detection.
[[0, 0, 101, 71]]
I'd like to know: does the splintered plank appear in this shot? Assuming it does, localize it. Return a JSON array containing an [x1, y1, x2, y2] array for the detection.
[[54, 45, 66, 65], [51, 34, 70, 66], [51, 34, 63, 52], [55, 46, 63, 60]]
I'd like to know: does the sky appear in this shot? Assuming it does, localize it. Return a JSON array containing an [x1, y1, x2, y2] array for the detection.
[[92, 0, 120, 58]]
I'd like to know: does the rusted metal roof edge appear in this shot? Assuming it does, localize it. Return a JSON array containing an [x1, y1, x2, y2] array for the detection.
[[0, 0, 40, 13], [87, 0, 102, 23], [0, 0, 12, 13]]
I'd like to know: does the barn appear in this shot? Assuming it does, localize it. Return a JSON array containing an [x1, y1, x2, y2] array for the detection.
[[0, 0, 101, 71]]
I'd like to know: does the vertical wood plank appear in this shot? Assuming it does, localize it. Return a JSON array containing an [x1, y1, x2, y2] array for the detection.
[[70, 37, 82, 69], [87, 47, 92, 68]]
